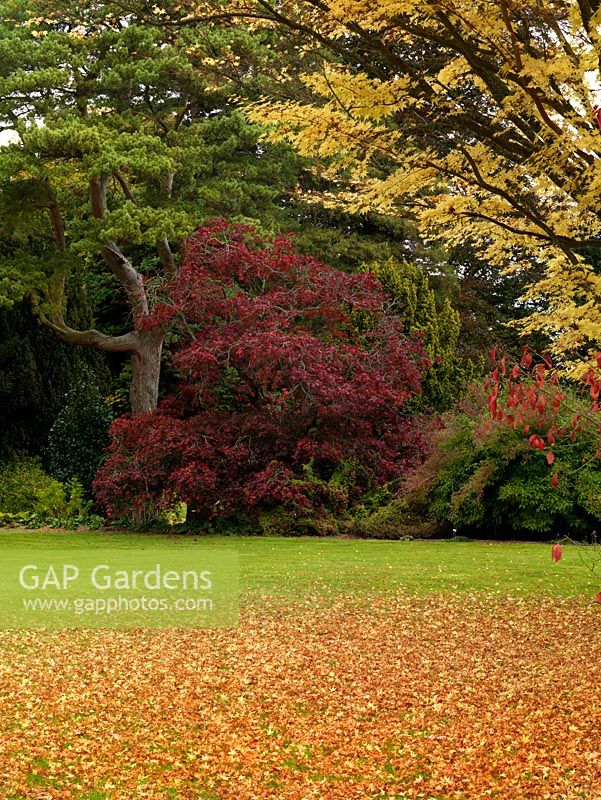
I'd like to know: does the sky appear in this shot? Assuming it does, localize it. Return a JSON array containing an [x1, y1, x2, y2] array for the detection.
[[0, 129, 19, 146]]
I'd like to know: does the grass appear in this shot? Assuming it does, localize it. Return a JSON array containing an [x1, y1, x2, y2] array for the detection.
[[0, 529, 598, 600], [0, 530, 599, 799]]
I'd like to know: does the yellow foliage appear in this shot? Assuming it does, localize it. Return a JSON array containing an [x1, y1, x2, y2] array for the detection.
[[246, 0, 601, 367]]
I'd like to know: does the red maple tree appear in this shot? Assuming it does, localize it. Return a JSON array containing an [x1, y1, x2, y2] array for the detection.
[[94, 221, 428, 524]]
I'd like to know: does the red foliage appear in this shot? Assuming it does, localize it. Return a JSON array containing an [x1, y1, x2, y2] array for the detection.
[[486, 346, 601, 598], [485, 346, 601, 484], [95, 221, 429, 523]]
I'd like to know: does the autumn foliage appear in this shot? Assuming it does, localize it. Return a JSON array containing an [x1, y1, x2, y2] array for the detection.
[[247, 0, 601, 367], [486, 346, 601, 488], [551, 542, 563, 563], [1, 595, 600, 799], [94, 221, 427, 524]]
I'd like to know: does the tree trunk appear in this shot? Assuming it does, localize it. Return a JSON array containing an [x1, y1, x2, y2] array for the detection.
[[40, 176, 173, 415], [130, 329, 164, 413]]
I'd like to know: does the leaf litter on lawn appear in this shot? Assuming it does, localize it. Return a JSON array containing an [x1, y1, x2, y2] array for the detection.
[[0, 594, 599, 799]]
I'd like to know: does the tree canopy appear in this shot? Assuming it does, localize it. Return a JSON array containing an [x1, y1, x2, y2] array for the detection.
[[0, 0, 302, 410], [243, 0, 601, 371]]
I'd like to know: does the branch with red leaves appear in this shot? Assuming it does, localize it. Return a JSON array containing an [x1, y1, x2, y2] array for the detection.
[[486, 346, 601, 489]]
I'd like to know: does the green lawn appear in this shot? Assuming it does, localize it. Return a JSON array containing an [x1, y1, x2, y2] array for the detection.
[[0, 529, 597, 600]]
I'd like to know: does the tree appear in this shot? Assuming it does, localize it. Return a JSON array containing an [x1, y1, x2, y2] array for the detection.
[[365, 257, 465, 411], [243, 0, 601, 371], [94, 220, 427, 524], [0, 280, 108, 463], [0, 0, 302, 411], [443, 241, 549, 364]]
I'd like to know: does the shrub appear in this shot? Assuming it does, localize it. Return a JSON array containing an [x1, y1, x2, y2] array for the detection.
[[350, 498, 437, 539], [94, 221, 429, 527], [404, 386, 601, 539], [0, 458, 100, 528], [0, 458, 63, 513], [47, 375, 112, 493], [257, 506, 344, 537]]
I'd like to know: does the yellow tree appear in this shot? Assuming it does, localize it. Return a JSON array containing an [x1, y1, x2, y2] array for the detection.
[[241, 0, 601, 371]]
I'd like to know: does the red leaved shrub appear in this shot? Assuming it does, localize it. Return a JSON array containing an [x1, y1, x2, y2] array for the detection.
[[94, 220, 429, 524]]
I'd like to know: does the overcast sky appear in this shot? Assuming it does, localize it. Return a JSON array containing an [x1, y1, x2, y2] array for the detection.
[[0, 129, 19, 146]]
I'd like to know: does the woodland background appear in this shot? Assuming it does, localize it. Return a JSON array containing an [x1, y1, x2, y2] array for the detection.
[[1, 0, 601, 540]]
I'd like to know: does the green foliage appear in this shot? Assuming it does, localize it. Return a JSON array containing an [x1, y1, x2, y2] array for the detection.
[[365, 257, 469, 411], [255, 462, 406, 536], [0, 458, 62, 514], [0, 458, 100, 528], [289, 204, 432, 271], [350, 496, 436, 540], [46, 375, 113, 492], [445, 243, 549, 364], [0, 3, 306, 312], [406, 388, 601, 538], [257, 507, 343, 537], [0, 297, 108, 462]]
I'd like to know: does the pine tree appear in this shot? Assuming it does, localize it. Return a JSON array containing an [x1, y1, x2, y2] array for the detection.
[[0, 0, 302, 411]]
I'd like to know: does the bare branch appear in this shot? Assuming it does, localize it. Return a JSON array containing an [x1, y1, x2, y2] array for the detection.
[[41, 313, 138, 353], [89, 177, 149, 320], [114, 171, 137, 204]]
